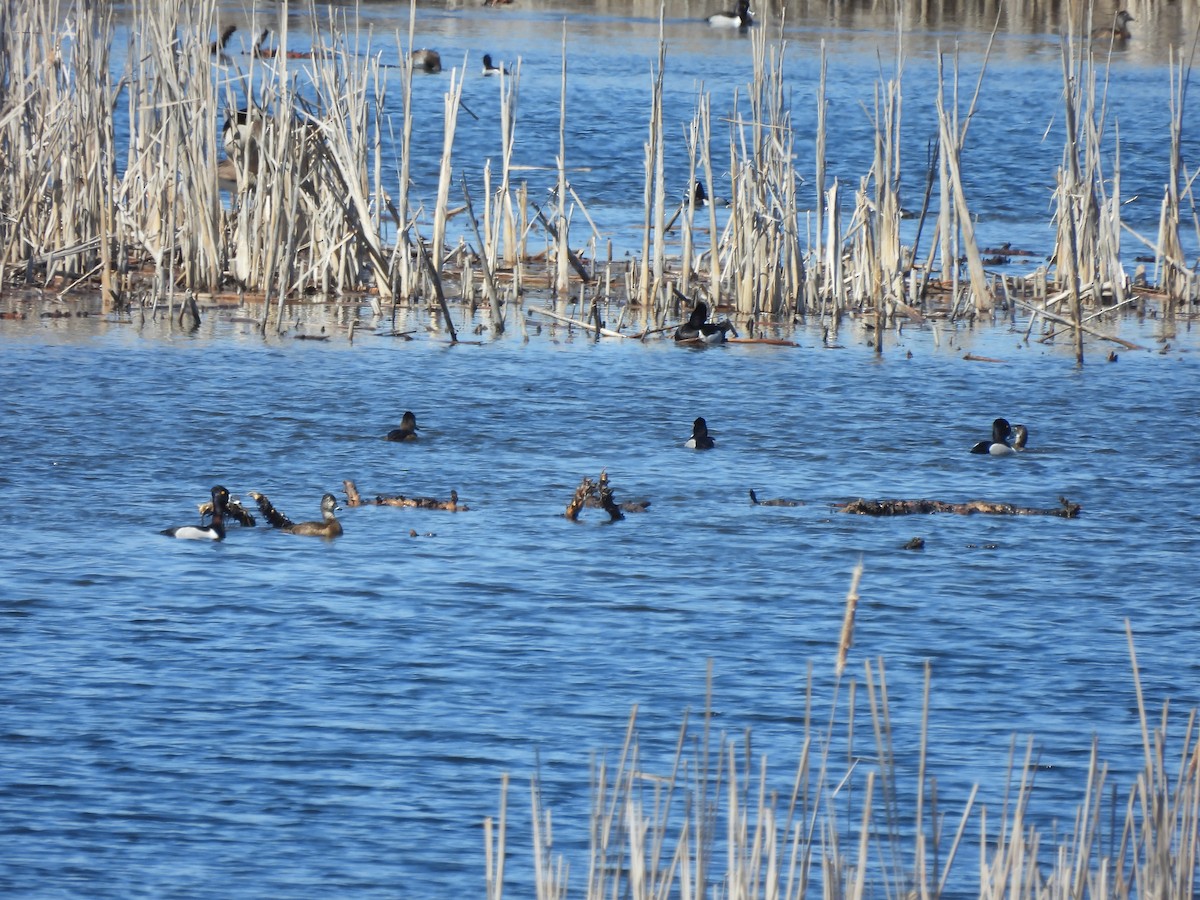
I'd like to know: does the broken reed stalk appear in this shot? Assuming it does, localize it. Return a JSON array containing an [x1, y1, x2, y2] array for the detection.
[[651, 14, 668, 308], [934, 42, 994, 318], [555, 21, 570, 299], [835, 560, 863, 678], [432, 66, 464, 286]]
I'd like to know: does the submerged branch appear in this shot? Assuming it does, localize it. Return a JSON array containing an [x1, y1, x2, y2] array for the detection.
[[837, 496, 1082, 517]]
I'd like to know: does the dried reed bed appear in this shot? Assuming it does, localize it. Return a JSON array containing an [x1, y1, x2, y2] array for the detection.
[[0, 0, 1196, 349], [484, 623, 1200, 899]]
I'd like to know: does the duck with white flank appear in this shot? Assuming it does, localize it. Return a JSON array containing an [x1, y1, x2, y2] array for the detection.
[[674, 301, 732, 344], [707, 0, 753, 28], [482, 54, 509, 76], [970, 418, 1016, 456], [685, 417, 716, 450], [162, 485, 230, 541]]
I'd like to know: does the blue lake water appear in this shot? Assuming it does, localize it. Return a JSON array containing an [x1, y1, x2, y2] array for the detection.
[[2, 301, 1198, 897], [4, 0, 1200, 895]]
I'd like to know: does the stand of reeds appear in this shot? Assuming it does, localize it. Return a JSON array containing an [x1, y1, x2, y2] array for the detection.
[[1, 0, 1196, 342], [484, 622, 1200, 899]]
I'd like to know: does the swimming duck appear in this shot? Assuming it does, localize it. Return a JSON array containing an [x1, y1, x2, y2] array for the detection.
[[1092, 10, 1134, 42], [685, 417, 715, 450], [708, 0, 753, 28], [674, 301, 732, 344], [411, 49, 442, 73], [970, 418, 1015, 455], [162, 485, 229, 541], [284, 493, 343, 538], [386, 410, 420, 442], [210, 24, 236, 61], [482, 54, 509, 76], [1012, 424, 1029, 451]]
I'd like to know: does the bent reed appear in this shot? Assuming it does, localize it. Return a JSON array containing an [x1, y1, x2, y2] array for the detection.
[[486, 624, 1199, 899], [0, 0, 1195, 351]]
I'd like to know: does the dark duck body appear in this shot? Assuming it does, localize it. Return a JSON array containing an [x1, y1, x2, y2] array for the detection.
[[387, 410, 420, 442], [686, 417, 715, 450]]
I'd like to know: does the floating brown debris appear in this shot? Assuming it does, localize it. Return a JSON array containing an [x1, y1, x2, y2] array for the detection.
[[837, 497, 1081, 518], [748, 489, 803, 507], [342, 480, 467, 511], [565, 471, 626, 522], [248, 491, 296, 529], [375, 490, 467, 511], [198, 495, 256, 526]]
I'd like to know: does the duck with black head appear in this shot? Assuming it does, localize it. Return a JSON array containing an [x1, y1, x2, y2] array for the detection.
[[707, 0, 753, 28], [482, 54, 509, 76], [386, 411, 420, 442], [970, 418, 1016, 456], [685, 417, 716, 450], [162, 485, 230, 541], [674, 301, 732, 344]]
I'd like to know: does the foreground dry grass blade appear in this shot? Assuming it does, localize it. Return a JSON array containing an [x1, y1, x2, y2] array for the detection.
[[489, 599, 1199, 899]]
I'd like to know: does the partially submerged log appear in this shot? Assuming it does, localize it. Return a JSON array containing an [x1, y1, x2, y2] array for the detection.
[[837, 496, 1081, 518], [375, 489, 467, 511], [199, 496, 256, 527], [565, 471, 626, 522], [249, 491, 296, 529], [342, 480, 468, 511], [749, 489, 803, 507]]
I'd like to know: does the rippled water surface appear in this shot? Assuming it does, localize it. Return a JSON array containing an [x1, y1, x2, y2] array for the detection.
[[4, 0, 1200, 896], [2, 302, 1199, 897]]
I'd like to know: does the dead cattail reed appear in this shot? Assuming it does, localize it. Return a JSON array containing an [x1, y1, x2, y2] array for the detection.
[[487, 620, 1200, 900]]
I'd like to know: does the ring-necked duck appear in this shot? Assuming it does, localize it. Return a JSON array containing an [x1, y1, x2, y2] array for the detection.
[[970, 418, 1015, 455], [482, 54, 509, 76], [1092, 10, 1134, 42], [674, 301, 732, 343], [162, 485, 229, 540], [708, 0, 753, 28], [685, 417, 715, 449], [284, 493, 343, 538], [222, 107, 264, 153], [386, 411, 420, 442]]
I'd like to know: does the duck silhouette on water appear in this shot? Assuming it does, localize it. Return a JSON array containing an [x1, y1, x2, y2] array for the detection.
[[386, 411, 420, 442], [685, 417, 716, 450]]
